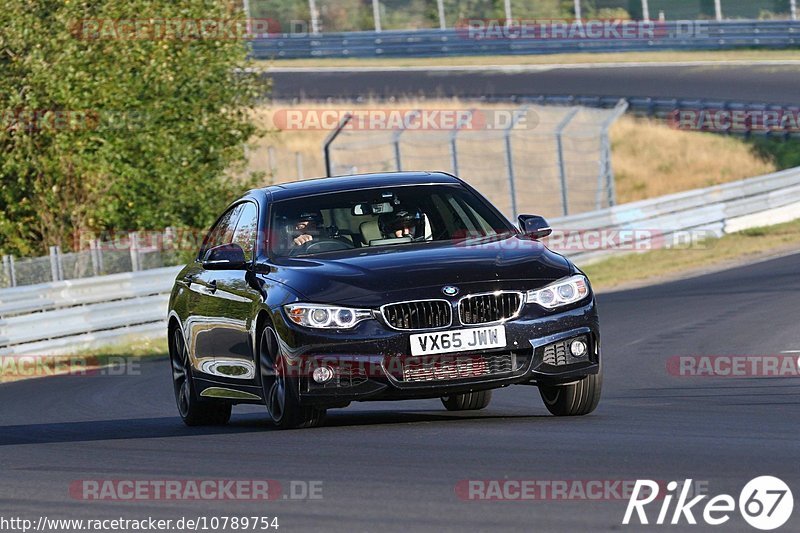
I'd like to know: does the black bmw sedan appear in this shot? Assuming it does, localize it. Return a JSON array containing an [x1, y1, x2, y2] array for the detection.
[[168, 171, 601, 429]]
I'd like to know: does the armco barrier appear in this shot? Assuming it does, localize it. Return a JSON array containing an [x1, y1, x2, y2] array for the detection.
[[250, 20, 800, 60], [1, 166, 800, 355], [552, 166, 800, 264], [0, 266, 181, 356]]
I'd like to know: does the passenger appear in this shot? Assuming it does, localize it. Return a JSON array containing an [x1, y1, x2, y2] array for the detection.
[[379, 208, 424, 239]]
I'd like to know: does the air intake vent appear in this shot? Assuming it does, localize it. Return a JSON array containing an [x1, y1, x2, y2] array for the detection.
[[459, 292, 523, 325], [382, 300, 452, 330]]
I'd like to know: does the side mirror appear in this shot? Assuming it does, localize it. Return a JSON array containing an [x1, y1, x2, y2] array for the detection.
[[518, 215, 552, 240], [203, 243, 247, 270]]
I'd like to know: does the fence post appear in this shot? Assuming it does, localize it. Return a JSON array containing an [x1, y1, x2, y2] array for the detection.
[[129, 232, 140, 272], [49, 246, 62, 282], [449, 109, 474, 176], [503, 0, 512, 22], [391, 109, 421, 172], [308, 0, 321, 34], [555, 108, 580, 217], [437, 0, 446, 29], [323, 113, 353, 177], [2, 255, 10, 288], [8, 255, 16, 287], [372, 0, 382, 32], [503, 106, 529, 221], [598, 100, 629, 209], [90, 240, 100, 276], [449, 131, 459, 176]]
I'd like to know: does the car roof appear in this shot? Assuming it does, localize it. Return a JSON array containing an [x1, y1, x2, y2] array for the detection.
[[260, 171, 461, 201]]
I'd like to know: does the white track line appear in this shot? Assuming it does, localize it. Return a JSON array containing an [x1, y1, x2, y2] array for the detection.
[[263, 59, 800, 74]]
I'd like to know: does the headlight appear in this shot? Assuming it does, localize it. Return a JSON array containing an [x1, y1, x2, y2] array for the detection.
[[285, 304, 374, 329], [526, 275, 590, 309]]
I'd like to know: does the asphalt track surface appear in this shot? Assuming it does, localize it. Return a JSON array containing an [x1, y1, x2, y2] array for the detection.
[[269, 64, 800, 105], [1, 252, 799, 532]]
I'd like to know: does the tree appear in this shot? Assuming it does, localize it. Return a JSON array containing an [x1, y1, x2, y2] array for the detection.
[[0, 0, 263, 256]]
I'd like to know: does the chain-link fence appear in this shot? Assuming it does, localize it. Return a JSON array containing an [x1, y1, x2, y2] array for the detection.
[[0, 230, 190, 289], [248, 0, 797, 35], [326, 102, 628, 220]]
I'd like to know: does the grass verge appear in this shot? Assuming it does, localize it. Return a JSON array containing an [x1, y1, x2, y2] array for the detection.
[[0, 337, 168, 384], [583, 218, 800, 291], [259, 49, 800, 69]]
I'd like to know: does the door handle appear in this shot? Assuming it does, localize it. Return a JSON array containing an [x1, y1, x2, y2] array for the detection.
[[182, 274, 196, 286]]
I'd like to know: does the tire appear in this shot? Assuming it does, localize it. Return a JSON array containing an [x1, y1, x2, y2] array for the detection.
[[169, 327, 232, 426], [441, 390, 492, 411], [258, 325, 326, 429], [538, 370, 602, 417]]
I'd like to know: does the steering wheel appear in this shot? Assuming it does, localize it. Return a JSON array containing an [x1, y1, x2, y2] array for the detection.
[[289, 238, 354, 257]]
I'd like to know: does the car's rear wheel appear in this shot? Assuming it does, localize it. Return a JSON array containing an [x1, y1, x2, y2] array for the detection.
[[170, 327, 231, 426], [538, 370, 602, 416], [258, 325, 325, 429], [441, 390, 492, 411]]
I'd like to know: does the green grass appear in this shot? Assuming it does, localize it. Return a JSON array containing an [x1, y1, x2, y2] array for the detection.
[[584, 218, 800, 291]]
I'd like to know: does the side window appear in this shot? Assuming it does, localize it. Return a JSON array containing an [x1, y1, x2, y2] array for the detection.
[[232, 202, 258, 262], [199, 204, 243, 259]]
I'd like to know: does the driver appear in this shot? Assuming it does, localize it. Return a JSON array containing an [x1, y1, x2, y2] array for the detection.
[[292, 210, 324, 247], [379, 207, 424, 239]]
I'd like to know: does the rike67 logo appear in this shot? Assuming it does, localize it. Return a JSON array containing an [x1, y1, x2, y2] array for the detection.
[[623, 477, 793, 530]]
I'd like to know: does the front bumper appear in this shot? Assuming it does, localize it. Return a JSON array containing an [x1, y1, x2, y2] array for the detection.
[[274, 299, 600, 406]]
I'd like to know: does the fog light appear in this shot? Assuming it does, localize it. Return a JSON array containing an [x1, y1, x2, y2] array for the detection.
[[570, 340, 587, 357], [312, 366, 334, 383]]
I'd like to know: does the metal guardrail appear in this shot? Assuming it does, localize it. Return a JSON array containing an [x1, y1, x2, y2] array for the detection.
[[505, 95, 800, 138], [0, 266, 181, 356], [250, 20, 800, 60], [554, 166, 800, 264], [1, 165, 800, 355]]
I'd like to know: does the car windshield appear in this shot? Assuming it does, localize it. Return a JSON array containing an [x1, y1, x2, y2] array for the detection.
[[269, 184, 512, 258]]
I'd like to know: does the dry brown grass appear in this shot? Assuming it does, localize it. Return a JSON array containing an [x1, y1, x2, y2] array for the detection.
[[247, 101, 776, 208], [584, 218, 800, 291], [610, 116, 775, 203], [258, 49, 800, 68]]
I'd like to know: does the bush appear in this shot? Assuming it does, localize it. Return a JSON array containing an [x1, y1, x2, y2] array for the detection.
[[0, 0, 264, 256]]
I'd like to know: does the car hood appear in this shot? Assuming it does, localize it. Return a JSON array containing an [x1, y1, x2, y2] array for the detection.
[[267, 236, 573, 306]]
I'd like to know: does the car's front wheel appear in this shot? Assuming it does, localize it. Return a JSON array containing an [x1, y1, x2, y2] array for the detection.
[[441, 390, 492, 411], [170, 327, 231, 426], [258, 325, 325, 429], [538, 370, 602, 416]]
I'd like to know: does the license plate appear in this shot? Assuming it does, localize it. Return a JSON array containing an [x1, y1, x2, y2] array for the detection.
[[409, 325, 507, 356]]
